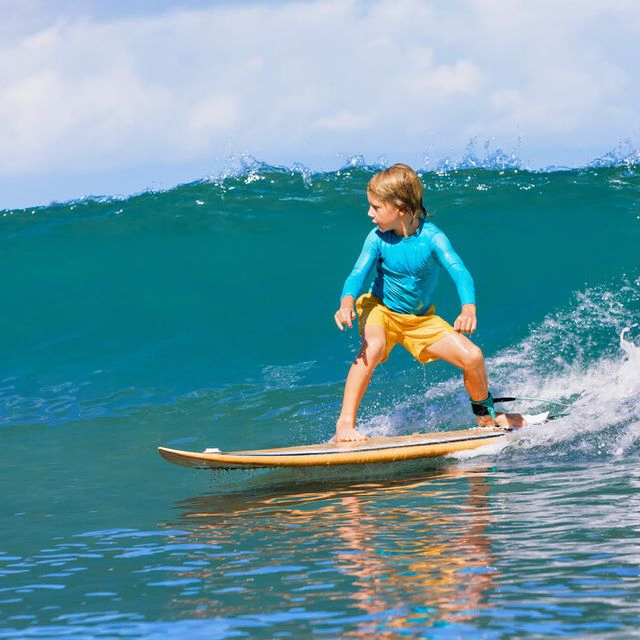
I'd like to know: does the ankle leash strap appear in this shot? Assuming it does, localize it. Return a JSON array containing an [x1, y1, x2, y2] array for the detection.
[[471, 393, 497, 419]]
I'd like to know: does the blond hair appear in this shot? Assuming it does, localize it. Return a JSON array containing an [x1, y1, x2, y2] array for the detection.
[[367, 163, 428, 218]]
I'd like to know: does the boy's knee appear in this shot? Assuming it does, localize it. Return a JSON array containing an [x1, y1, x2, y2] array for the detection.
[[462, 344, 484, 369], [364, 336, 386, 364]]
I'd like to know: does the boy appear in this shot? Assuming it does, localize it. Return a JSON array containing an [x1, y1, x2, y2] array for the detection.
[[334, 164, 524, 442]]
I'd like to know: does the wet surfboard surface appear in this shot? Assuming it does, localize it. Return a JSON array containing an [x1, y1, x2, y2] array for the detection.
[[157, 427, 512, 470]]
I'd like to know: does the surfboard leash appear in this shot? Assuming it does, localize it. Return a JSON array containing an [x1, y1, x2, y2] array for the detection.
[[493, 396, 576, 408], [493, 395, 578, 420]]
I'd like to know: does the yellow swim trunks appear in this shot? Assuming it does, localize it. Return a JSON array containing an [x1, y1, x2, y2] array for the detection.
[[356, 292, 456, 364]]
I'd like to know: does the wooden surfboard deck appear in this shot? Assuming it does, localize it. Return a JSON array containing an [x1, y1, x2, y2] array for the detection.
[[157, 427, 511, 470]]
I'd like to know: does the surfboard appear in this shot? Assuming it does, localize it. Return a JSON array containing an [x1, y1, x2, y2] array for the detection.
[[157, 426, 513, 470]]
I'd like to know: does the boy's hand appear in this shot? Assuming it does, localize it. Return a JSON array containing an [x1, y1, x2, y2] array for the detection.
[[334, 306, 356, 330], [454, 304, 477, 334]]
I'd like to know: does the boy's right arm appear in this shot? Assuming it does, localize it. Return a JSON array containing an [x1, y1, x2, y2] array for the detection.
[[334, 231, 379, 331], [334, 296, 356, 330]]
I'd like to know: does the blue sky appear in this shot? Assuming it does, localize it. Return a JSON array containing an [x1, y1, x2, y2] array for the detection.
[[1, 0, 639, 209]]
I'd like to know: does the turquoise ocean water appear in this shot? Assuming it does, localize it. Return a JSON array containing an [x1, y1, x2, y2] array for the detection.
[[1, 160, 640, 638]]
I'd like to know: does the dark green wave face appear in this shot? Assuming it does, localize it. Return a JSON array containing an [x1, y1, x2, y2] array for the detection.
[[2, 165, 638, 389], [1, 164, 639, 638]]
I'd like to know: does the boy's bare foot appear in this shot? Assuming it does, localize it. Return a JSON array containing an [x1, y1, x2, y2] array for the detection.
[[335, 419, 367, 442], [335, 427, 367, 442], [476, 413, 527, 429]]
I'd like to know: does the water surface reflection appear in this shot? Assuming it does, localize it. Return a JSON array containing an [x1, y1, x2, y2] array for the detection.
[[165, 465, 499, 636]]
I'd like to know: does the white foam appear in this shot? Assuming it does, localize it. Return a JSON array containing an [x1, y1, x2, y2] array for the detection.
[[522, 412, 550, 425], [362, 279, 640, 460]]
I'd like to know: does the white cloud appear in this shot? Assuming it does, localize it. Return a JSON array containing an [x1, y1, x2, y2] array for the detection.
[[312, 111, 376, 132], [407, 59, 484, 100], [1, 0, 639, 185], [187, 96, 240, 150]]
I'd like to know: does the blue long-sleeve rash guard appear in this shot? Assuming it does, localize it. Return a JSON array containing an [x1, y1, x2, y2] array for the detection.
[[340, 220, 476, 315]]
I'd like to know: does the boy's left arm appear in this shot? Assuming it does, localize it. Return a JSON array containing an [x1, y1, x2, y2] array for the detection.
[[454, 304, 477, 334], [432, 232, 477, 334]]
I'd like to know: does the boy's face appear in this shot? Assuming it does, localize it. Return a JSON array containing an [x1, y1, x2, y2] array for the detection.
[[367, 193, 404, 234]]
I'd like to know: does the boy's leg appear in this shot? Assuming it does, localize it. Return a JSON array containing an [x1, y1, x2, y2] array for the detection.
[[421, 333, 526, 428], [335, 324, 387, 442]]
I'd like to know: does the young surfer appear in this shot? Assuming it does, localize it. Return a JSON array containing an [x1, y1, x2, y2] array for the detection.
[[334, 163, 525, 442]]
